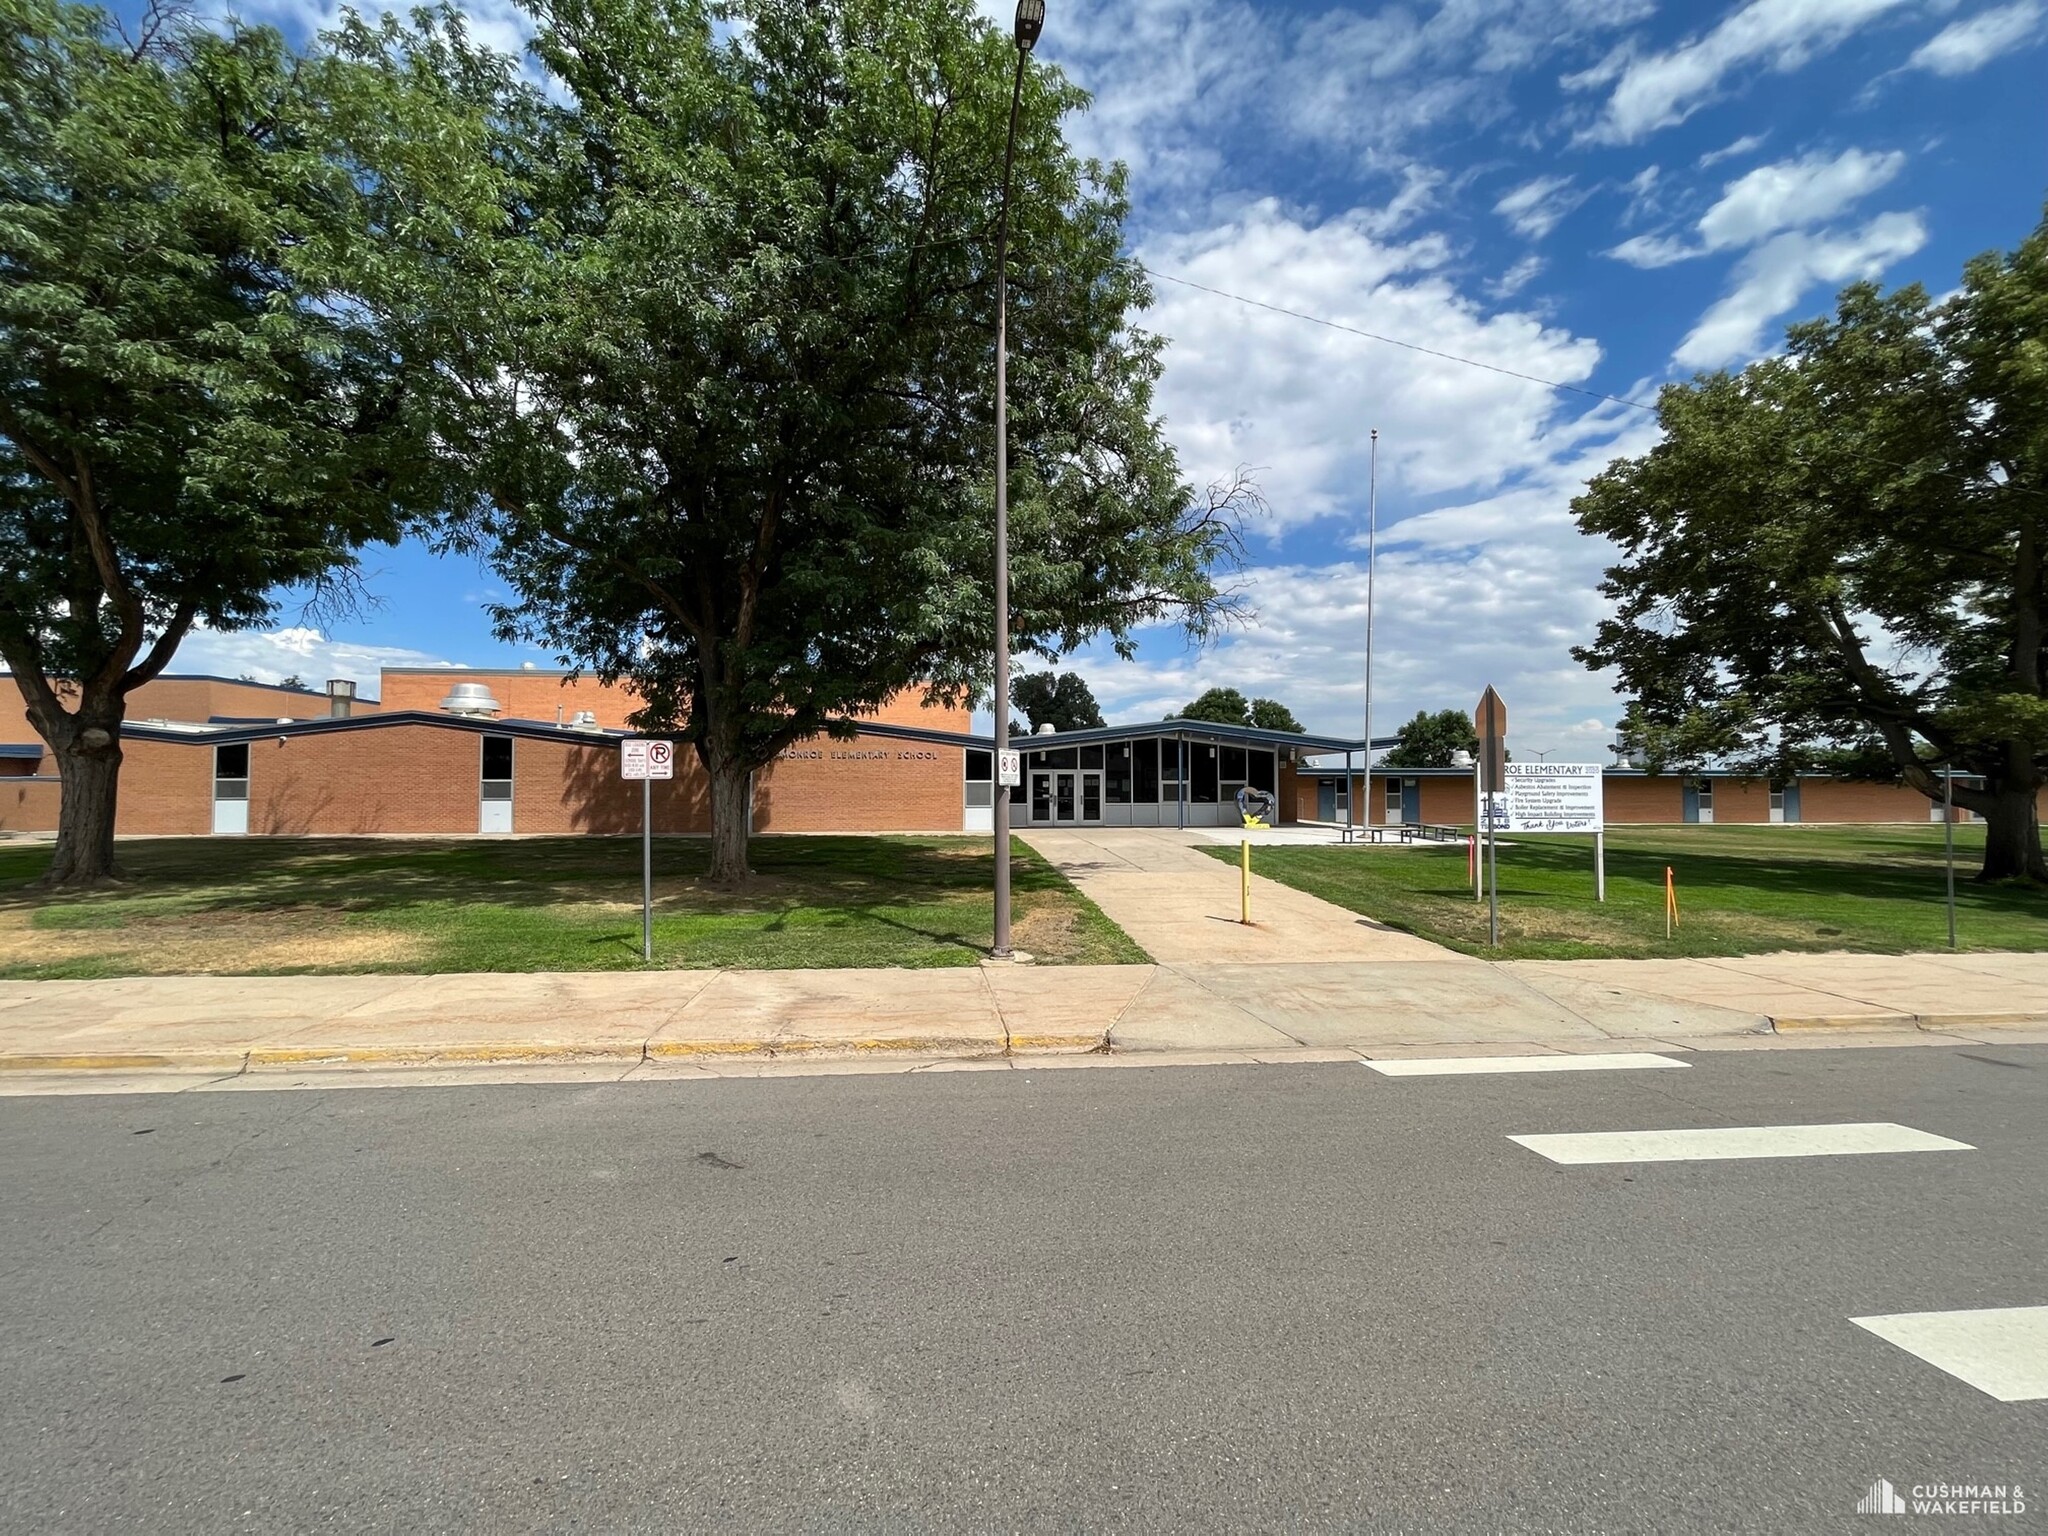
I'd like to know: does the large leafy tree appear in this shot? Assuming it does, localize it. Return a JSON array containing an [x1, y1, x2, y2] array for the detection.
[[1012, 669, 1103, 734], [1381, 708, 1477, 768], [0, 0, 481, 884], [426, 0, 1250, 884], [1574, 212, 2048, 883], [1176, 686, 1303, 732]]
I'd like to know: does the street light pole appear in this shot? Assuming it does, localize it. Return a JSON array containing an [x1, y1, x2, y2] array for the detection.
[[991, 0, 1042, 959]]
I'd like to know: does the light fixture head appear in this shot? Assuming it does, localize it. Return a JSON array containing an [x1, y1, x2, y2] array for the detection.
[[1014, 0, 1044, 51]]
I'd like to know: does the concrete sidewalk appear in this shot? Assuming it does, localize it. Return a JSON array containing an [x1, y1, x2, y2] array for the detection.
[[0, 949, 2044, 1079]]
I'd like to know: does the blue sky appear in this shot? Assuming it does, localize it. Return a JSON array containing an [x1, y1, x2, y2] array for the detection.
[[180, 0, 2048, 757]]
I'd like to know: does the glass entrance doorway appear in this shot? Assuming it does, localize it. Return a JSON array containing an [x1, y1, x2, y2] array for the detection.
[[1028, 770, 1102, 825]]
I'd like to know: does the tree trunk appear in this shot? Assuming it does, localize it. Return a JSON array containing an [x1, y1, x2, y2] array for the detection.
[[706, 754, 752, 888], [43, 720, 124, 888], [1976, 783, 2047, 884]]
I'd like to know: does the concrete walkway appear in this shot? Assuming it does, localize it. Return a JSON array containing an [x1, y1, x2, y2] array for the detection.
[[1018, 826, 1456, 963]]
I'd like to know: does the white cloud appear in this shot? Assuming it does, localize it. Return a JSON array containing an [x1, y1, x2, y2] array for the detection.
[[1494, 175, 1589, 239], [173, 625, 467, 699], [1672, 210, 1929, 368], [1698, 131, 1770, 167], [1607, 146, 1907, 266], [1063, 410, 1666, 752], [1698, 147, 1906, 246], [1906, 1, 2046, 73], [1138, 200, 1605, 530], [1489, 253, 1547, 298], [1579, 0, 1923, 143]]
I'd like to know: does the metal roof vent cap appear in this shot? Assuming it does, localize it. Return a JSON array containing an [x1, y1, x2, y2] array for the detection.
[[1035, 722, 1057, 736], [438, 681, 503, 717], [569, 710, 601, 732]]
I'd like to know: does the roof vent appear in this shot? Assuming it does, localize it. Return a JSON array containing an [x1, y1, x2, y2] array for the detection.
[[1035, 722, 1057, 736], [568, 710, 601, 732], [438, 681, 502, 717]]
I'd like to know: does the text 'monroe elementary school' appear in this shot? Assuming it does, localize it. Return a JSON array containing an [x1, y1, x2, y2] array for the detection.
[[1, 668, 2013, 838]]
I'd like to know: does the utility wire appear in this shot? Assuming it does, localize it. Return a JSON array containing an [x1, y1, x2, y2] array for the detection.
[[1138, 265, 1660, 413]]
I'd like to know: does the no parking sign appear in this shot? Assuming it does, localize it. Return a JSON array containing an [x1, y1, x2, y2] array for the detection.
[[621, 739, 675, 780]]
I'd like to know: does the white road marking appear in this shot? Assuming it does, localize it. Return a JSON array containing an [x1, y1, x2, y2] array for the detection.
[[1508, 1122, 1974, 1164], [1365, 1053, 1690, 1077], [1852, 1307, 2048, 1401]]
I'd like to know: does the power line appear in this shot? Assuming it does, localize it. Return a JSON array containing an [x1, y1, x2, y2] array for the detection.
[[1138, 264, 1660, 413]]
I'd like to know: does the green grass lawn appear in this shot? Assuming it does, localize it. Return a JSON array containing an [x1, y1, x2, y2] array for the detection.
[[1213, 823, 2048, 960], [0, 835, 1146, 979]]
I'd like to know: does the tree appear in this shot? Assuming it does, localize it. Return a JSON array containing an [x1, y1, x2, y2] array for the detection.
[[1177, 687, 1250, 725], [1175, 686, 1303, 731], [0, 0, 479, 884], [1013, 670, 1103, 733], [1381, 708, 1477, 768], [1574, 213, 2048, 882], [420, 0, 1251, 885], [1247, 697, 1304, 733]]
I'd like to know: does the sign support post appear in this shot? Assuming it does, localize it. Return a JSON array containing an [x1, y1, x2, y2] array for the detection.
[[620, 738, 674, 963], [1595, 829, 1606, 903], [1943, 766, 1957, 951], [1475, 687, 1506, 948]]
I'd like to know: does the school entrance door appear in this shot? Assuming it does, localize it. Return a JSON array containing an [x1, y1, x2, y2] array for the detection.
[[1028, 769, 1102, 826]]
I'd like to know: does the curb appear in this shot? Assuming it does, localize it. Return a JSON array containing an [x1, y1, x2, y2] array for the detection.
[[0, 1031, 1111, 1076], [1770, 1012, 2048, 1033]]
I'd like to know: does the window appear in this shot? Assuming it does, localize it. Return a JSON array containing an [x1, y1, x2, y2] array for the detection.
[[481, 735, 513, 800], [1769, 787, 1784, 812], [965, 749, 993, 808], [1133, 739, 1159, 803], [1386, 778, 1402, 814], [1106, 742, 1132, 803], [1192, 743, 1219, 803], [1034, 746, 1077, 769], [1219, 746, 1246, 782], [213, 743, 250, 799], [1080, 744, 1104, 770], [1249, 750, 1276, 793], [1082, 776, 1101, 820], [1162, 739, 1183, 786], [1695, 778, 1714, 809]]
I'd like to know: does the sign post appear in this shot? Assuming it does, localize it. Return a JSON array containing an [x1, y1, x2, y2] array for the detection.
[[620, 739, 675, 961], [1474, 687, 1506, 947]]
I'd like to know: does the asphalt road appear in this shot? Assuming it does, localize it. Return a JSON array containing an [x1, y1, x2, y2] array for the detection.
[[2, 1046, 2044, 1533]]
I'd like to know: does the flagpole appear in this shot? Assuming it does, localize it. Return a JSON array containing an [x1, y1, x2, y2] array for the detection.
[[1363, 428, 1379, 819]]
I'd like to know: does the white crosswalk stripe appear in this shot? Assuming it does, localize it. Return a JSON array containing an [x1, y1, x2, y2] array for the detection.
[[1508, 1122, 1974, 1164], [1852, 1306, 2048, 1401], [1364, 1053, 1688, 1077]]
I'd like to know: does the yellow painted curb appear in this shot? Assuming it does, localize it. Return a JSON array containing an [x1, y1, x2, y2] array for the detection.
[[0, 1053, 246, 1073], [1769, 1014, 1917, 1032], [4, 1032, 1113, 1075], [1915, 1012, 2048, 1030], [245, 1043, 644, 1070]]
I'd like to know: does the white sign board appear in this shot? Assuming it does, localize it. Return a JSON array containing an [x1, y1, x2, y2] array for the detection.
[[1504, 762, 1603, 833], [996, 750, 1022, 788], [620, 739, 674, 781]]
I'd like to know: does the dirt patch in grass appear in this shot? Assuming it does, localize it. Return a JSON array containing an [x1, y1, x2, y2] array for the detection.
[[0, 908, 429, 974]]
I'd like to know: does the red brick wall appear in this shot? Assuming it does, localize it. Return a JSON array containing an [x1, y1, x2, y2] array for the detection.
[[1707, 777, 1773, 823], [1797, 778, 1938, 823], [126, 677, 338, 723], [376, 670, 644, 729], [756, 735, 963, 832], [245, 725, 484, 834], [1604, 777, 1685, 823], [0, 776, 60, 832]]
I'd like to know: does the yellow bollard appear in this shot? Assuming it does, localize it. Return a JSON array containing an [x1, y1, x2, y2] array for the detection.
[[1241, 838, 1252, 924]]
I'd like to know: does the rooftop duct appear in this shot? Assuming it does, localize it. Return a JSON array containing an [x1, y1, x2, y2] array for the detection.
[[438, 681, 502, 717]]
